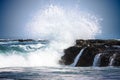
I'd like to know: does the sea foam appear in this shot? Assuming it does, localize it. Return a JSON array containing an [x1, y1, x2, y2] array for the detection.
[[0, 5, 101, 67]]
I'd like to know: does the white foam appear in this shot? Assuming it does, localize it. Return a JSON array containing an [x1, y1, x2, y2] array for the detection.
[[0, 5, 101, 67], [27, 5, 101, 44]]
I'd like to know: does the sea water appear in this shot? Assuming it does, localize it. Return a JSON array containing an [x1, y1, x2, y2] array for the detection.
[[0, 41, 120, 80], [0, 66, 120, 80], [0, 5, 119, 80]]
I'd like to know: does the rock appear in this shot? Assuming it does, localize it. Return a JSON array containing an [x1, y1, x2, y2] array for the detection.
[[76, 47, 98, 66], [112, 53, 120, 66], [60, 46, 82, 65], [99, 53, 112, 66], [18, 39, 34, 42], [60, 39, 120, 67]]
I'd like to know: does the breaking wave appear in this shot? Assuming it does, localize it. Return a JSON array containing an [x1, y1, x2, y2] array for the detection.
[[0, 5, 101, 67]]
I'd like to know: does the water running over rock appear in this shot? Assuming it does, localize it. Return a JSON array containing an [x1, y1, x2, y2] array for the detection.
[[71, 47, 86, 67], [60, 39, 120, 67], [93, 53, 101, 66]]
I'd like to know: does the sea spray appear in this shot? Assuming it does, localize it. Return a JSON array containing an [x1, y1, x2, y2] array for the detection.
[[27, 5, 101, 66], [0, 5, 101, 67], [27, 5, 101, 42]]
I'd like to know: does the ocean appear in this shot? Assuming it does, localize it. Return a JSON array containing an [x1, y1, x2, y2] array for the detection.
[[0, 66, 120, 80], [0, 40, 120, 80]]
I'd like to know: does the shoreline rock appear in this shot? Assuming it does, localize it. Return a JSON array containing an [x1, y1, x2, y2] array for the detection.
[[60, 39, 120, 67]]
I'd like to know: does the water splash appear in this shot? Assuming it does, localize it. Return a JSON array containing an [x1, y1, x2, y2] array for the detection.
[[26, 5, 101, 67], [71, 47, 86, 67], [27, 4, 101, 43], [0, 5, 101, 67], [93, 53, 101, 66]]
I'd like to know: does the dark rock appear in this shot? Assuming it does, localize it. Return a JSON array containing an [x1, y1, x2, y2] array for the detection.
[[113, 53, 120, 66], [60, 39, 120, 67], [18, 39, 34, 42], [60, 46, 82, 65], [99, 53, 111, 67], [76, 47, 98, 66]]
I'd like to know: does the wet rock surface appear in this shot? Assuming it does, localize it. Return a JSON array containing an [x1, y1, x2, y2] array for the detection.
[[60, 39, 120, 67]]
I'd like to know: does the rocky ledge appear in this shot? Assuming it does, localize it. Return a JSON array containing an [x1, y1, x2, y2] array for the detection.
[[60, 39, 120, 67]]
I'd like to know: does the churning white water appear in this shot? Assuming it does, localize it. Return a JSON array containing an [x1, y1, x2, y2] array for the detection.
[[0, 5, 101, 67]]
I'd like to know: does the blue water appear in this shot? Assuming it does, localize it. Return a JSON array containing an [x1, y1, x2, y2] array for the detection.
[[0, 40, 120, 80], [0, 67, 120, 80]]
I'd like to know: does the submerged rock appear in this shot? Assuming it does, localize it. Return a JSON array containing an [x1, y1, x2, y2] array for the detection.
[[60, 39, 120, 67]]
